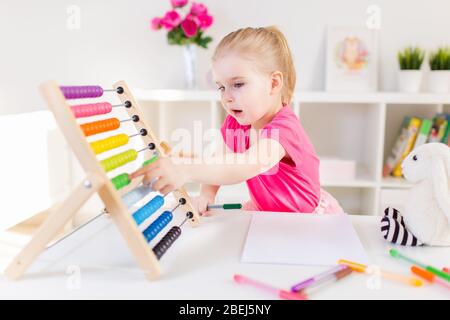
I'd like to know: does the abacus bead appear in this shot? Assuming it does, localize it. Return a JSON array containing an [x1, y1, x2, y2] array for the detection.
[[80, 118, 120, 136], [142, 211, 173, 242], [111, 173, 130, 190], [132, 195, 164, 225], [71, 102, 112, 118], [142, 155, 158, 167], [60, 85, 103, 99], [100, 149, 138, 172], [121, 184, 153, 208], [90, 134, 129, 154], [152, 226, 181, 259]]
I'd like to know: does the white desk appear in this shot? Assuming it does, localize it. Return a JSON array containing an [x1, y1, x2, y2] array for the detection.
[[0, 212, 449, 300]]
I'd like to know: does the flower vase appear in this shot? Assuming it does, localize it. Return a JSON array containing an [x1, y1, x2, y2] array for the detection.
[[182, 44, 197, 89]]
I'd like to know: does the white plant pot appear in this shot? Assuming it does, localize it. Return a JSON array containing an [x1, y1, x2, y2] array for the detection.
[[397, 70, 423, 93], [426, 70, 450, 93]]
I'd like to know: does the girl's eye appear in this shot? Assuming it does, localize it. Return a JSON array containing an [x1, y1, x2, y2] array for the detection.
[[217, 86, 225, 91], [234, 83, 244, 88], [413, 155, 418, 161]]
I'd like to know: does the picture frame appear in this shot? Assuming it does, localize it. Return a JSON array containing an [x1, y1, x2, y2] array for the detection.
[[325, 26, 378, 92]]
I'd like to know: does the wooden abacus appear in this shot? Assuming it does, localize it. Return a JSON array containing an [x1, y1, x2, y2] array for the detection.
[[5, 80, 200, 281]]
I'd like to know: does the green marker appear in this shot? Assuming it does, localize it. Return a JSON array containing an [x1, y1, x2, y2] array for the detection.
[[389, 249, 450, 282], [207, 203, 242, 210]]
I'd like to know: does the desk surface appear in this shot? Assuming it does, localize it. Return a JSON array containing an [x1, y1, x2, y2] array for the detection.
[[0, 212, 449, 300]]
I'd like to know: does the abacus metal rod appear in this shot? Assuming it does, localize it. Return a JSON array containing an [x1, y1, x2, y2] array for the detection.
[[179, 212, 194, 227], [111, 101, 132, 108], [128, 129, 148, 138], [120, 115, 139, 123], [170, 197, 186, 212], [171, 202, 182, 212], [137, 145, 155, 154], [103, 87, 124, 94]]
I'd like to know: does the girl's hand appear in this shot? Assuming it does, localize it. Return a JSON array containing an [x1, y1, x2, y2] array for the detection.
[[192, 193, 216, 216], [129, 157, 189, 195]]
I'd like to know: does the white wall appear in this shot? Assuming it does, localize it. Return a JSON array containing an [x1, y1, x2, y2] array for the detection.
[[1, 0, 450, 115]]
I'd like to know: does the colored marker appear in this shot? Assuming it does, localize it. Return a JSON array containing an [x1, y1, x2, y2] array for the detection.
[[233, 274, 307, 300], [291, 264, 352, 293], [338, 259, 423, 287], [207, 203, 242, 210], [443, 267, 449, 274], [389, 249, 450, 282], [411, 266, 450, 290]]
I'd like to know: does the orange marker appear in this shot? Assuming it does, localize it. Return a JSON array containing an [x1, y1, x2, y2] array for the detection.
[[412, 266, 450, 290], [338, 259, 423, 287]]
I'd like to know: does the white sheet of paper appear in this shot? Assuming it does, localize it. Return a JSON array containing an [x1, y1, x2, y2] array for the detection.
[[241, 212, 369, 266]]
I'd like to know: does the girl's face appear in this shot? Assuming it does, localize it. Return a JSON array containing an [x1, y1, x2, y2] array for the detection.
[[212, 53, 276, 127]]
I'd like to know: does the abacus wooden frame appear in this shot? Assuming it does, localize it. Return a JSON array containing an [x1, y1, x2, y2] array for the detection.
[[4, 80, 200, 281]]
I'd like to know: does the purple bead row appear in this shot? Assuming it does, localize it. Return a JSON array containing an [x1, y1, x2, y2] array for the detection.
[[60, 85, 104, 99]]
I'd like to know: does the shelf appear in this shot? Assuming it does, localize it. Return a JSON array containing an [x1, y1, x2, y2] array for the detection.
[[320, 164, 377, 188], [134, 89, 450, 104], [381, 177, 414, 189]]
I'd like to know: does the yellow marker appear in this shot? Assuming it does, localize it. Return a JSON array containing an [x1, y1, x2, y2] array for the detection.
[[338, 259, 423, 287]]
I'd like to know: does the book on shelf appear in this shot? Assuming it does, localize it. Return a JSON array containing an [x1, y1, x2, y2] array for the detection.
[[436, 113, 450, 145], [384, 113, 450, 178], [412, 118, 432, 150], [383, 116, 411, 177], [427, 114, 448, 143], [391, 117, 421, 177]]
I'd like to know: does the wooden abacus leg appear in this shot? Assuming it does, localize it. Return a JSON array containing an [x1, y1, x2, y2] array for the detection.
[[4, 173, 104, 280]]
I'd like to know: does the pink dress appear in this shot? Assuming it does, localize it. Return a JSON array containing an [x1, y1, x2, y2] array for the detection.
[[220, 105, 344, 214]]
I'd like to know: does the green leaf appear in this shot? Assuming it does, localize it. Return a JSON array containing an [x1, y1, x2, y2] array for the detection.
[[198, 36, 213, 49], [398, 46, 425, 70], [163, 26, 213, 49], [429, 47, 450, 70]]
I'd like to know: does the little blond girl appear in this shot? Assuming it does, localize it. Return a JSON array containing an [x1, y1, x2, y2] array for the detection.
[[131, 26, 343, 215]]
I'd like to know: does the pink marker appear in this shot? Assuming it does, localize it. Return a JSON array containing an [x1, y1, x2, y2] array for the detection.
[[233, 274, 307, 300]]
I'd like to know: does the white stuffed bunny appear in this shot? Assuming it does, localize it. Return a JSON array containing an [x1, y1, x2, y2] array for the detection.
[[381, 142, 450, 246]]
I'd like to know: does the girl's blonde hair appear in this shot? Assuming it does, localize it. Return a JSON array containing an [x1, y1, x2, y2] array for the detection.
[[212, 26, 296, 105]]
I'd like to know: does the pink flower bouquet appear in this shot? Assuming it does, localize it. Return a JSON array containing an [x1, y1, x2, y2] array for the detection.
[[151, 0, 213, 48]]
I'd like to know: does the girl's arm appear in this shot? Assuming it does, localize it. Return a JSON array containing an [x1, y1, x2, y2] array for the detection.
[[178, 138, 286, 185], [129, 138, 286, 194]]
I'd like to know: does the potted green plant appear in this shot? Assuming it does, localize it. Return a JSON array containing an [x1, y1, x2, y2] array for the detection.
[[397, 46, 425, 92], [427, 47, 450, 93]]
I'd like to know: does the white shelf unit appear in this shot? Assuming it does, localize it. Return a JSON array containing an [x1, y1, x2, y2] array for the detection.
[[134, 89, 450, 216]]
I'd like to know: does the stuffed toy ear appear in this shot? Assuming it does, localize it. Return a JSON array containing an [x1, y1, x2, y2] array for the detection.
[[431, 156, 450, 221]]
